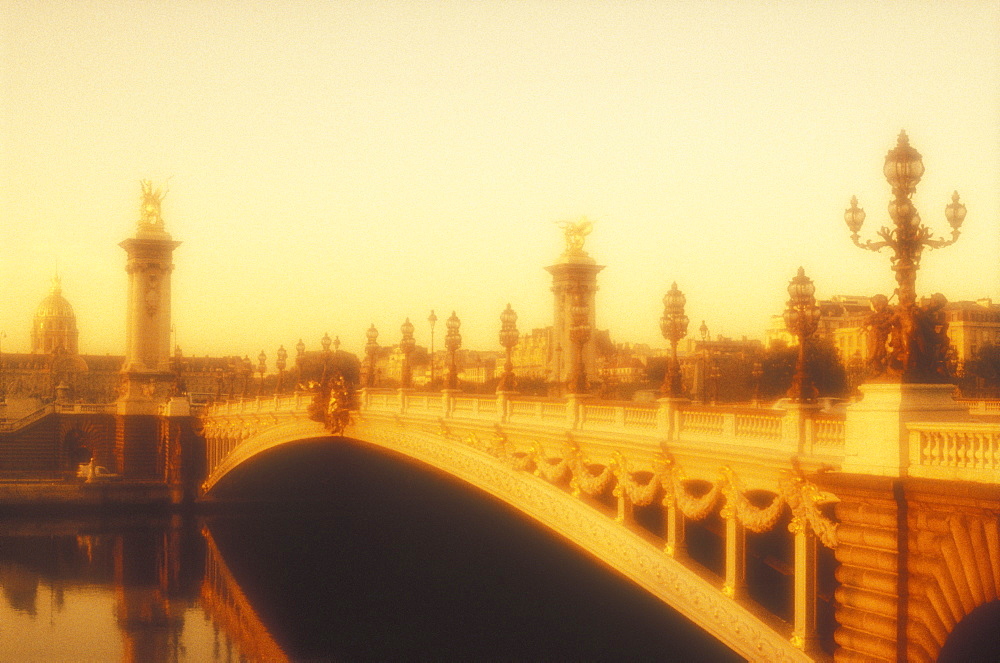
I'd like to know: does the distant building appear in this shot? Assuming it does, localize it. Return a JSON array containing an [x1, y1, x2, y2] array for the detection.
[[766, 295, 871, 350], [766, 294, 1000, 370], [945, 299, 1000, 365], [1, 278, 238, 413]]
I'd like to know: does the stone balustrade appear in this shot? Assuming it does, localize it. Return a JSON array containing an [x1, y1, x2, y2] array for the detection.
[[356, 389, 844, 469], [908, 421, 1000, 482]]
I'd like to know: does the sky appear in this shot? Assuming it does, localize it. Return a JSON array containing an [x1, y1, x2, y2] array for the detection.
[[1, 1, 998, 360]]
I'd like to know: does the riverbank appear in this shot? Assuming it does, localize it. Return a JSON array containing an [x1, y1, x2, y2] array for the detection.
[[0, 479, 183, 510]]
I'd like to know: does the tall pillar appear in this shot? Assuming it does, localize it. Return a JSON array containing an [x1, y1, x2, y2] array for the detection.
[[544, 219, 603, 391], [118, 181, 181, 415]]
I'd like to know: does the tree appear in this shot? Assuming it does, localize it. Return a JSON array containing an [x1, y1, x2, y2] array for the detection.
[[961, 344, 1000, 397], [760, 339, 847, 402]]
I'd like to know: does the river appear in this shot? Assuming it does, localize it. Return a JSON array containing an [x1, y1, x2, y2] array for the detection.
[[0, 442, 742, 661]]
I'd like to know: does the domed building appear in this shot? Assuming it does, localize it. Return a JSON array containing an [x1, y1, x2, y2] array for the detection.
[[31, 276, 79, 355]]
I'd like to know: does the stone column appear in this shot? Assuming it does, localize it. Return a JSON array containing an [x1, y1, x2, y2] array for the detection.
[[544, 248, 603, 390], [118, 183, 181, 416]]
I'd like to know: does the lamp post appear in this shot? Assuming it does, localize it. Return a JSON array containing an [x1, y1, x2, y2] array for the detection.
[[428, 310, 438, 387], [845, 131, 966, 382], [445, 312, 462, 390], [498, 304, 519, 392], [568, 288, 591, 394], [172, 345, 185, 396], [241, 356, 253, 397], [365, 325, 379, 388], [294, 338, 306, 389], [400, 318, 415, 389], [321, 333, 332, 385], [659, 283, 690, 398], [784, 267, 821, 403], [257, 350, 266, 397], [275, 345, 287, 395]]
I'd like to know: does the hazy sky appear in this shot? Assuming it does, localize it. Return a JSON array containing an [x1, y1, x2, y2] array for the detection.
[[2, 1, 998, 359]]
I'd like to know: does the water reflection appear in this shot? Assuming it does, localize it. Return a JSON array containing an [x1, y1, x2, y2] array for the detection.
[[0, 445, 742, 662], [0, 516, 254, 662]]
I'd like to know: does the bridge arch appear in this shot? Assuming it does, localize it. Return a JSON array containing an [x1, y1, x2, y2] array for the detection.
[[201, 416, 811, 661]]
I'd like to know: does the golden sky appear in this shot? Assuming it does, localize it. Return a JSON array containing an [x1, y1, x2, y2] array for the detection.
[[1, 1, 997, 358]]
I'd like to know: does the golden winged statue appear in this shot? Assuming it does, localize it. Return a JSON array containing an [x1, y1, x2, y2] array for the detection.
[[139, 179, 167, 227], [557, 217, 593, 255]]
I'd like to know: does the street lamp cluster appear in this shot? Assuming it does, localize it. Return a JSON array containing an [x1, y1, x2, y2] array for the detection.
[[660, 283, 689, 398], [846, 131, 966, 383], [783, 267, 821, 403], [497, 304, 519, 392]]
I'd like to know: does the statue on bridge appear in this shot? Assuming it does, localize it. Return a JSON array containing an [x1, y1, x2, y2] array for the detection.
[[305, 375, 352, 435], [139, 179, 167, 227], [862, 291, 952, 383], [558, 217, 593, 256]]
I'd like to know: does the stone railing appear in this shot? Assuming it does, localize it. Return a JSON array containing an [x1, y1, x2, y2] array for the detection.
[[966, 399, 1000, 415], [356, 389, 846, 464], [908, 421, 1000, 483], [204, 393, 313, 417], [0, 405, 55, 432], [55, 403, 116, 414]]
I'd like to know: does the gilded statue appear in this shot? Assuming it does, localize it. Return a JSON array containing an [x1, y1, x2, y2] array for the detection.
[[558, 217, 593, 255], [139, 179, 167, 227], [861, 294, 894, 377], [862, 291, 952, 383]]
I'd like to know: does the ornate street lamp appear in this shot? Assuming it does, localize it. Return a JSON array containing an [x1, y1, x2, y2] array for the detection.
[[497, 304, 519, 392], [365, 324, 379, 388], [275, 345, 287, 395], [320, 332, 332, 383], [445, 311, 462, 390], [241, 355, 253, 397], [294, 338, 306, 388], [400, 318, 415, 388], [172, 345, 186, 396], [257, 350, 267, 397], [568, 288, 591, 394], [660, 283, 690, 397], [783, 267, 821, 403], [845, 131, 966, 382], [428, 310, 438, 386]]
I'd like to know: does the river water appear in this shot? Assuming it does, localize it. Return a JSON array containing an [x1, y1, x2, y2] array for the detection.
[[0, 442, 742, 661]]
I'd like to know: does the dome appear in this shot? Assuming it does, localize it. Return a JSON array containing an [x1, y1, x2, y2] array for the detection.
[[31, 276, 79, 355]]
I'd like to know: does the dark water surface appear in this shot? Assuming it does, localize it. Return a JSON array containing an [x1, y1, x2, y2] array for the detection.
[[0, 441, 743, 661]]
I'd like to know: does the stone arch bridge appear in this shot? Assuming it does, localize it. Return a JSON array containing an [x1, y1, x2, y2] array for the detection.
[[200, 387, 1000, 662]]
